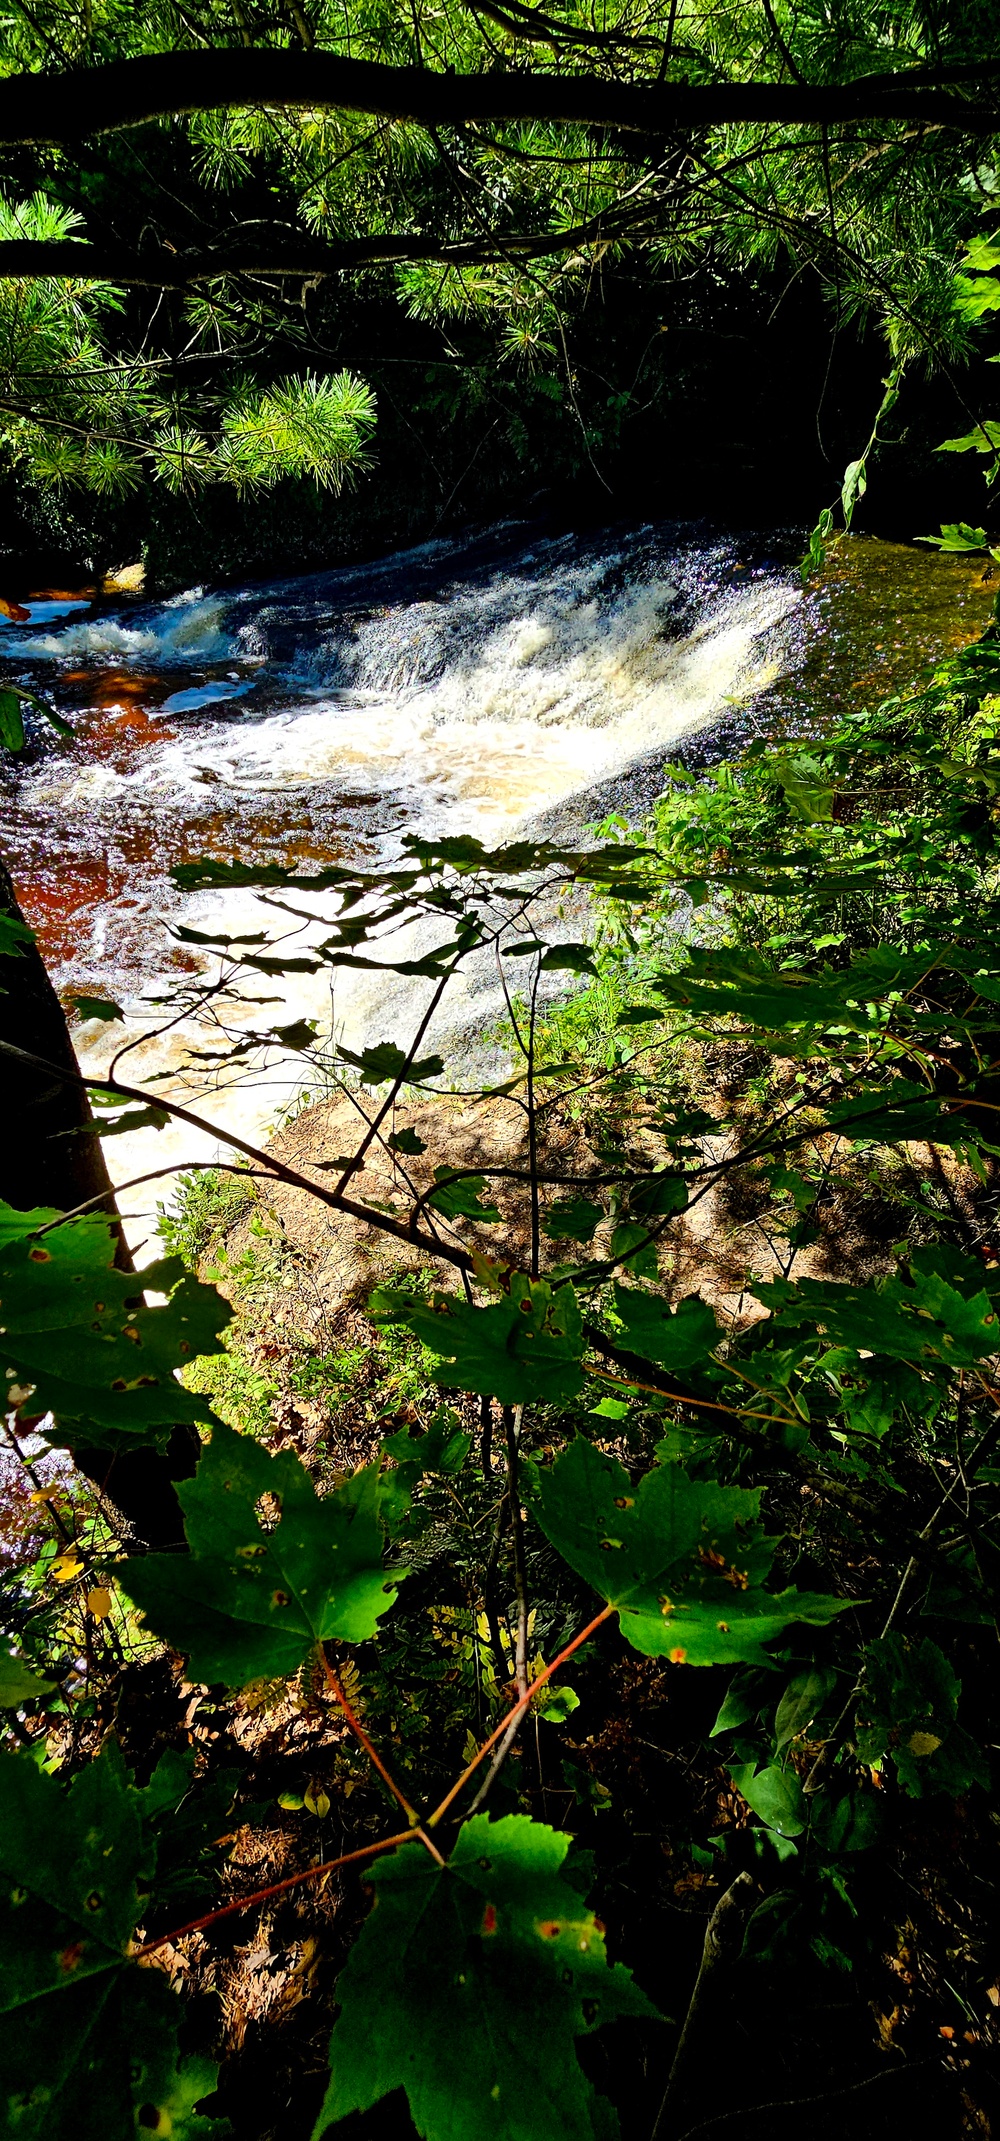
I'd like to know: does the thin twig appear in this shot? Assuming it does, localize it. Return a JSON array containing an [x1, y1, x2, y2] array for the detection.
[[0, 1038, 476, 1275], [134, 1827, 416, 1956], [321, 1651, 445, 1864], [504, 1406, 529, 1701], [428, 1602, 614, 1827]]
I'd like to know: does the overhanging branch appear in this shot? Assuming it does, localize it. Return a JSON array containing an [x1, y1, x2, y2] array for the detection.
[[0, 212, 660, 284], [0, 47, 992, 149]]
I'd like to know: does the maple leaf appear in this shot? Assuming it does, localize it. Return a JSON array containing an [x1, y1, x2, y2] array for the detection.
[[122, 1422, 402, 1684], [526, 1438, 845, 1666], [314, 1813, 657, 2141]]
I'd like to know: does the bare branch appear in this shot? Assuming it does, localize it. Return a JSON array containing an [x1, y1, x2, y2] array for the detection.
[[0, 47, 990, 157]]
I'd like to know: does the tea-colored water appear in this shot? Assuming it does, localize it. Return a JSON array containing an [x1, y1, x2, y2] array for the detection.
[[0, 522, 993, 1242]]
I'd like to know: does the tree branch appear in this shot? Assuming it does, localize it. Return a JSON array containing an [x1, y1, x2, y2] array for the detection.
[[0, 47, 990, 154], [0, 205, 658, 284], [0, 1034, 476, 1275]]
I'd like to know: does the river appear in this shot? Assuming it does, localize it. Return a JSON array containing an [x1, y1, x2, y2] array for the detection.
[[1, 517, 994, 1248]]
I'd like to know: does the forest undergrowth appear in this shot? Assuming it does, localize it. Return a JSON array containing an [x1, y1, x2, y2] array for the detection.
[[5, 586, 1000, 2140]]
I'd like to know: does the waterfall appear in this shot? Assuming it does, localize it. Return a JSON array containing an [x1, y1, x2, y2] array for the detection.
[[1, 519, 804, 1245]]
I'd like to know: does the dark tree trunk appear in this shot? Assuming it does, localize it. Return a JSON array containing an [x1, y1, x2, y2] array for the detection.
[[0, 858, 198, 1545], [0, 857, 125, 1217]]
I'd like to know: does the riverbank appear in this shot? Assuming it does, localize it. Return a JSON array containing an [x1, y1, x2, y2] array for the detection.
[[140, 602, 1000, 2140]]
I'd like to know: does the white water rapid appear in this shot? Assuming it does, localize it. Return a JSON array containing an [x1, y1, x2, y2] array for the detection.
[[0, 520, 830, 1246]]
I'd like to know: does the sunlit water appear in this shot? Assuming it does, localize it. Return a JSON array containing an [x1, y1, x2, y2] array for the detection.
[[1, 518, 993, 1247]]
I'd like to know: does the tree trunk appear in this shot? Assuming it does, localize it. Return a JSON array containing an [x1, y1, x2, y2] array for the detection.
[[0, 858, 198, 1545], [0, 857, 125, 1217]]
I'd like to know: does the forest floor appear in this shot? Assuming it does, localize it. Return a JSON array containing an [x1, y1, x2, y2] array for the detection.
[[142, 1073, 1000, 2141]]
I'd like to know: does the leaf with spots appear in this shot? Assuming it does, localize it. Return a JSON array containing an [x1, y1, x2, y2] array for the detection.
[[313, 1812, 657, 2141], [0, 1741, 221, 2140], [0, 1200, 230, 1451], [120, 1420, 403, 1685], [525, 1437, 846, 1666], [370, 1273, 585, 1407], [752, 1258, 1000, 1373]]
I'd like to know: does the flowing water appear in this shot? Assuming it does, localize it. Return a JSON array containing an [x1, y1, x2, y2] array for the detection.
[[1, 517, 994, 1246]]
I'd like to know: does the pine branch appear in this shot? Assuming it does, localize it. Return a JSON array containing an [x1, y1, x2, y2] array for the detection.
[[0, 47, 992, 156]]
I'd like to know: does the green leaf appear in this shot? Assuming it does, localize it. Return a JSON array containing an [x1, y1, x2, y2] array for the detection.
[[539, 942, 597, 977], [810, 1788, 884, 1855], [0, 1654, 55, 1706], [773, 1666, 837, 1753], [854, 1634, 989, 1798], [841, 454, 867, 524], [914, 522, 990, 553], [69, 995, 124, 1023], [612, 1288, 721, 1376], [709, 1668, 772, 1737], [535, 1683, 580, 1724], [0, 686, 25, 750], [0, 1202, 230, 1450], [0, 911, 34, 961], [243, 954, 322, 977], [341, 1041, 445, 1084], [839, 1362, 926, 1442], [370, 1275, 585, 1407], [132, 1745, 197, 1824], [271, 1019, 318, 1051], [135, 1751, 250, 1921], [88, 1104, 169, 1138], [938, 420, 1000, 456], [381, 1411, 471, 1484], [754, 1263, 1000, 1371], [628, 1173, 688, 1221], [654, 941, 918, 1042], [821, 1081, 995, 1157], [953, 272, 1000, 320], [772, 752, 835, 824], [801, 505, 834, 581], [387, 1126, 427, 1155], [921, 1541, 997, 1625], [729, 1760, 806, 1838], [379, 1410, 472, 1523], [120, 1421, 402, 1685], [313, 1813, 658, 2141], [525, 1439, 845, 1666], [0, 1743, 221, 2139], [962, 234, 1000, 273], [427, 1168, 502, 1224], [541, 1197, 603, 1242], [0, 683, 73, 742], [609, 1222, 660, 1278]]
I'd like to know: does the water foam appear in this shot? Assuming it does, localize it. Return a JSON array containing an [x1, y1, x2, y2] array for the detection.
[[10, 525, 801, 1244], [45, 549, 796, 834], [13, 590, 233, 664]]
